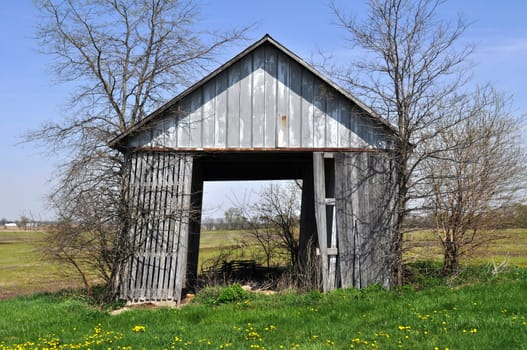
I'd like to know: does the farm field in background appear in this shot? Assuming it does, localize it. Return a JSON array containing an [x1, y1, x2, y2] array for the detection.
[[404, 228, 527, 266], [1, 228, 527, 299], [0, 231, 93, 300]]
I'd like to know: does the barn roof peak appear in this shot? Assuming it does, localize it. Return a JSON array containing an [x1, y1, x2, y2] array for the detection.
[[110, 34, 397, 150]]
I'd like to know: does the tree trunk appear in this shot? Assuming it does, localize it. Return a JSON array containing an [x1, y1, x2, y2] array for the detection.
[[442, 240, 459, 276]]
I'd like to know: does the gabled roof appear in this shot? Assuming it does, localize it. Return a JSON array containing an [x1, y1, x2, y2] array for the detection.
[[110, 34, 397, 150]]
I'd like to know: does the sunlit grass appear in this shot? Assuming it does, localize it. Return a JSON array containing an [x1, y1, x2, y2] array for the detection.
[[1, 272, 527, 349], [2, 229, 527, 348], [404, 228, 527, 266]]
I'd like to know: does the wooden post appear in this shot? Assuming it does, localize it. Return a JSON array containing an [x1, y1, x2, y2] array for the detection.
[[313, 152, 329, 291], [186, 159, 204, 291], [299, 161, 318, 285], [173, 154, 193, 305], [313, 152, 338, 292]]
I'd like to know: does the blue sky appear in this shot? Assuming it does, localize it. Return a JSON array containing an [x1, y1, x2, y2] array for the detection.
[[1, 0, 526, 221]]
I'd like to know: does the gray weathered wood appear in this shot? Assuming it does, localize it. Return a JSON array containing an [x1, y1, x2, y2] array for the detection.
[[120, 152, 194, 304], [335, 152, 397, 289], [239, 55, 253, 147], [313, 152, 329, 292], [117, 36, 400, 304], [227, 62, 241, 147], [215, 72, 227, 148], [125, 43, 396, 151], [264, 46, 277, 148]]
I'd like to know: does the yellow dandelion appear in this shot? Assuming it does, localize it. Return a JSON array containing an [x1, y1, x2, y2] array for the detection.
[[132, 325, 146, 333]]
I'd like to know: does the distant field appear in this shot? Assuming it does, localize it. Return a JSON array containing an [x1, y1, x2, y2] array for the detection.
[[405, 228, 527, 266], [1, 228, 526, 299], [200, 228, 527, 268], [0, 231, 88, 299]]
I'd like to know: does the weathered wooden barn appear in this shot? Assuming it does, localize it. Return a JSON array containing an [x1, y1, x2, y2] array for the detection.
[[110, 35, 399, 304]]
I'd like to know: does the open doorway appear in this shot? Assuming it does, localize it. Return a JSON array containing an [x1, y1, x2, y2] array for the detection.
[[196, 179, 303, 290]]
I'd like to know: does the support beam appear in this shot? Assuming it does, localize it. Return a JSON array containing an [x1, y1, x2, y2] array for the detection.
[[313, 152, 329, 291], [313, 152, 338, 292]]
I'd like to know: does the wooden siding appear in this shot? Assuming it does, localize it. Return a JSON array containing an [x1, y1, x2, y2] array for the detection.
[[127, 44, 395, 151], [120, 152, 193, 304], [115, 36, 401, 302], [334, 152, 398, 289]]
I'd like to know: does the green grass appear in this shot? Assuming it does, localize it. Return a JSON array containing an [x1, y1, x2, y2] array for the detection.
[[1, 270, 527, 349], [2, 229, 527, 348]]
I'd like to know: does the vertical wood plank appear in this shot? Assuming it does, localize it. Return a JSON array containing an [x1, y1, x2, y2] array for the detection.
[[166, 153, 181, 300], [252, 47, 265, 147], [326, 92, 338, 147], [313, 81, 326, 148], [335, 152, 354, 288], [289, 62, 302, 147], [190, 89, 203, 148], [338, 98, 351, 148], [215, 72, 227, 147], [301, 72, 314, 147], [324, 156, 337, 289], [239, 54, 253, 147], [264, 46, 277, 148], [157, 155, 169, 300], [174, 154, 193, 305], [202, 81, 216, 147], [313, 152, 329, 292], [277, 52, 290, 147], [177, 99, 191, 148], [163, 111, 178, 148], [227, 62, 241, 147]]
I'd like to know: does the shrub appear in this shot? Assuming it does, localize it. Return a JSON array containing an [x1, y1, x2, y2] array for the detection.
[[194, 284, 250, 305], [216, 284, 250, 304]]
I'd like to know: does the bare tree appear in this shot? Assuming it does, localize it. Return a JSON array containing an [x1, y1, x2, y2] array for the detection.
[[251, 183, 301, 269], [242, 213, 280, 270], [29, 0, 248, 300], [331, 0, 474, 284], [231, 183, 301, 270], [421, 88, 526, 275]]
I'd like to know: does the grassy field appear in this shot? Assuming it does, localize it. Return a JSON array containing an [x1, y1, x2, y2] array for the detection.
[[0, 231, 91, 299], [404, 228, 527, 266], [1, 229, 527, 349], [1, 272, 526, 349]]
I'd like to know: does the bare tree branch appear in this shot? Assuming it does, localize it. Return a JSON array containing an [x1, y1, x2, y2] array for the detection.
[[330, 0, 475, 284], [29, 0, 249, 301]]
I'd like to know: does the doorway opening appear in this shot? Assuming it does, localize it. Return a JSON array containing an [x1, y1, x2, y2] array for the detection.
[[196, 179, 302, 289]]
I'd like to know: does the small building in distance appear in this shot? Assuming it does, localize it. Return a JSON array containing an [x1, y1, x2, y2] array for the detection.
[[4, 222, 17, 229]]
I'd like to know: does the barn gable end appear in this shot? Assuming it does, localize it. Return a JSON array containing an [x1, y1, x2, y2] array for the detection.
[[112, 35, 397, 152]]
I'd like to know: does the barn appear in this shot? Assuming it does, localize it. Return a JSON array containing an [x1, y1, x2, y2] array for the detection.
[[110, 34, 399, 304]]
